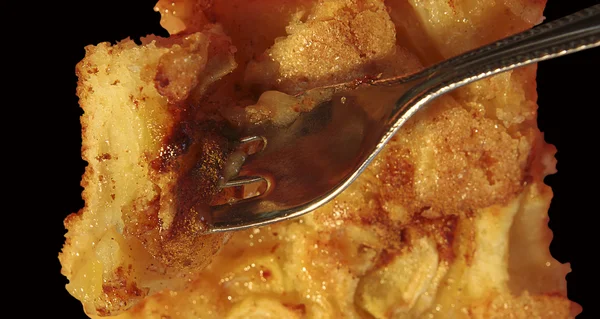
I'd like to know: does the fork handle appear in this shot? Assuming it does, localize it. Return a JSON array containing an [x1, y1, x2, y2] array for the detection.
[[386, 5, 600, 137]]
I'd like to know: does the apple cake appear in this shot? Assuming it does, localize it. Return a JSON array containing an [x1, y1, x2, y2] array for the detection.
[[60, 0, 579, 318]]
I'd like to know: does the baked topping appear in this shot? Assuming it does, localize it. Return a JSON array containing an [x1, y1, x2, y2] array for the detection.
[[60, 0, 578, 317]]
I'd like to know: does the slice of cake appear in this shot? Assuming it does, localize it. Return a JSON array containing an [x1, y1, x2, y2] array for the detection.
[[60, 0, 579, 317]]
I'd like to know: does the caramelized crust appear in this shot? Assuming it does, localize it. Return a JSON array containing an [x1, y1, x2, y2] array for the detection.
[[60, 26, 237, 316], [244, 0, 397, 94], [61, 0, 579, 318]]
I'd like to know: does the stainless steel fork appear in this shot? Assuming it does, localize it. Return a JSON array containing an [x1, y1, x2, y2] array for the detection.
[[207, 5, 600, 233]]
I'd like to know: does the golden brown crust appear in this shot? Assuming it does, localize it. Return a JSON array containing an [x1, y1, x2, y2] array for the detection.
[[60, 25, 237, 316], [61, 0, 579, 318]]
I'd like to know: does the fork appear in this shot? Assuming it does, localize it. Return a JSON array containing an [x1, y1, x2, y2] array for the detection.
[[207, 5, 600, 233]]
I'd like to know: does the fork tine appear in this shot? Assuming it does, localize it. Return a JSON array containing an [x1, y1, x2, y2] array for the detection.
[[238, 135, 267, 155], [220, 135, 267, 185], [221, 176, 267, 188]]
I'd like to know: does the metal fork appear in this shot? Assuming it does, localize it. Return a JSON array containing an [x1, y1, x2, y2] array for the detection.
[[207, 5, 600, 233]]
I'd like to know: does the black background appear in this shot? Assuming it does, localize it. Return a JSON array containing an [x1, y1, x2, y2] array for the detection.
[[22, 0, 598, 318]]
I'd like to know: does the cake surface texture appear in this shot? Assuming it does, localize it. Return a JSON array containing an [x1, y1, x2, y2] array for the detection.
[[60, 0, 580, 318]]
